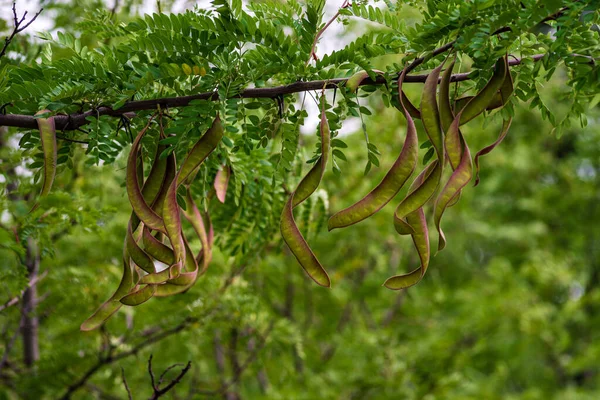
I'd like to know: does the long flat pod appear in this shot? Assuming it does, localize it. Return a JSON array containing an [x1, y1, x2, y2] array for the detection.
[[31, 110, 57, 211], [384, 169, 431, 290], [459, 57, 507, 125], [176, 115, 224, 186], [439, 60, 456, 133], [120, 284, 156, 306], [127, 117, 166, 233], [474, 118, 513, 186], [214, 165, 230, 203], [142, 226, 175, 265], [80, 239, 135, 331], [433, 114, 473, 252], [421, 60, 446, 160], [281, 101, 330, 287], [393, 160, 441, 235], [328, 70, 418, 230], [182, 192, 211, 274], [126, 223, 155, 273]]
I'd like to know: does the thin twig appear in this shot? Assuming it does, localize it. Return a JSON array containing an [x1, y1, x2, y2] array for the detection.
[[149, 360, 192, 400], [0, 270, 47, 313], [0, 3, 43, 59], [306, 0, 351, 66], [121, 367, 133, 400], [0, 53, 563, 131]]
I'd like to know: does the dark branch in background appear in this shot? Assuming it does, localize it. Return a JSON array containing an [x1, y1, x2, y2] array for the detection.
[[306, 0, 351, 66], [121, 367, 133, 400], [0, 270, 47, 313], [0, 54, 554, 131], [0, 2, 43, 59], [147, 355, 192, 400]]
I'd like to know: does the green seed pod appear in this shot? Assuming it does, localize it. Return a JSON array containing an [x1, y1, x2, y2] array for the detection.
[[142, 227, 175, 265], [421, 60, 446, 160], [280, 101, 331, 287], [177, 115, 224, 186], [120, 284, 156, 306], [328, 69, 418, 230], [439, 60, 456, 133], [433, 113, 473, 252], [384, 166, 432, 290], [459, 57, 507, 125], [31, 110, 57, 211], [127, 118, 166, 233], [473, 118, 513, 186], [393, 160, 441, 235]]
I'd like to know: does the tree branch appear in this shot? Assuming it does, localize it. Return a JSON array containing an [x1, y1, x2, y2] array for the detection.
[[0, 54, 552, 131], [0, 2, 43, 59]]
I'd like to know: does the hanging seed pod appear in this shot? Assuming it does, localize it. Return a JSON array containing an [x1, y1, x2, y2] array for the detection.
[[127, 117, 166, 233], [328, 69, 418, 230], [80, 239, 135, 331], [281, 98, 331, 287], [473, 118, 513, 186], [421, 60, 446, 161], [459, 57, 507, 125], [433, 113, 473, 252], [31, 110, 57, 211], [214, 165, 230, 203], [384, 164, 434, 290]]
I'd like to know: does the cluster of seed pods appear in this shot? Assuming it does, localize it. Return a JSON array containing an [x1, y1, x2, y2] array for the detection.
[[30, 56, 515, 328], [78, 115, 224, 331], [282, 56, 514, 290]]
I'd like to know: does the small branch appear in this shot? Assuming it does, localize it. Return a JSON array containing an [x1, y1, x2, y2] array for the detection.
[[0, 54, 554, 131], [148, 355, 157, 391], [0, 270, 47, 313], [306, 0, 351, 66], [148, 357, 192, 400], [121, 367, 133, 400], [0, 3, 44, 59]]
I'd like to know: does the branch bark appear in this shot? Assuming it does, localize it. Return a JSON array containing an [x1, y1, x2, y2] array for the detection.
[[0, 54, 549, 131]]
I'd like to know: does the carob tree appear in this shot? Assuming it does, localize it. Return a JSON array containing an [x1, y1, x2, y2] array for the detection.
[[0, 0, 598, 330]]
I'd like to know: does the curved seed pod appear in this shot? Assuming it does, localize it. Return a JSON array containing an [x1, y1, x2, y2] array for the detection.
[[182, 192, 211, 274], [80, 243, 134, 331], [474, 118, 513, 186], [346, 69, 384, 93], [384, 209, 429, 290], [393, 160, 441, 235], [31, 110, 57, 211], [400, 91, 421, 120], [439, 60, 456, 133], [163, 171, 186, 266], [139, 261, 182, 284], [281, 102, 330, 287], [127, 117, 166, 233], [120, 284, 156, 306], [126, 223, 155, 273], [384, 169, 431, 290], [459, 57, 507, 125], [328, 69, 418, 230], [177, 115, 224, 186], [434, 115, 473, 252], [292, 112, 331, 207], [421, 60, 446, 160], [214, 165, 230, 203], [142, 226, 175, 265], [165, 237, 198, 287], [444, 120, 462, 171], [151, 152, 177, 215]]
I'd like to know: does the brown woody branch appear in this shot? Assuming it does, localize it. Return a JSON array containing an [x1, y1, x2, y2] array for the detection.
[[0, 54, 549, 131], [0, 2, 43, 59]]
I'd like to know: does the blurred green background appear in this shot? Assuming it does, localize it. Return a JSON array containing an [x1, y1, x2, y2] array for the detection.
[[1, 1, 600, 399]]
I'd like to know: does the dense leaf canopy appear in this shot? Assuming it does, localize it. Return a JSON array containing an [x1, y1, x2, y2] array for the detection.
[[1, 0, 599, 398]]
